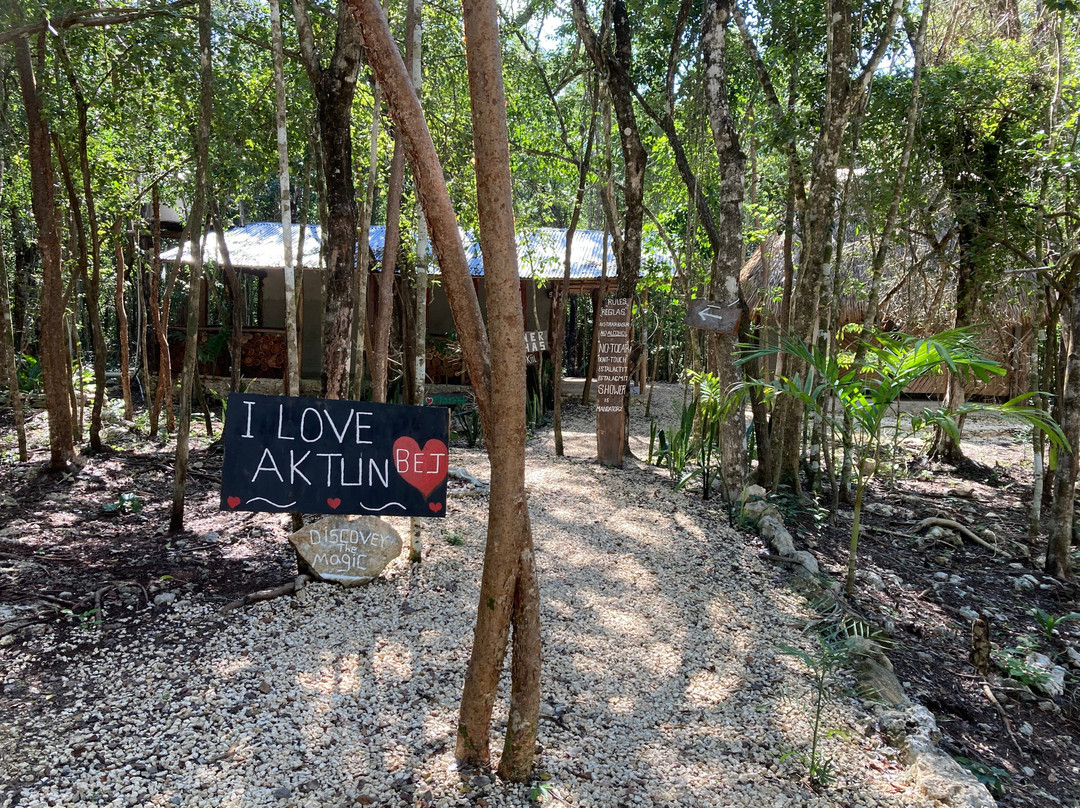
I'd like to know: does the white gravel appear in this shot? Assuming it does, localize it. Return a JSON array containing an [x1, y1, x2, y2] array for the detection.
[[1, 386, 933, 807]]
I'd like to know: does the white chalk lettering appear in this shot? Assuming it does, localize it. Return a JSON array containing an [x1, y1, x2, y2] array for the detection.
[[242, 400, 256, 438], [252, 448, 283, 483], [300, 407, 324, 442], [289, 450, 311, 485]]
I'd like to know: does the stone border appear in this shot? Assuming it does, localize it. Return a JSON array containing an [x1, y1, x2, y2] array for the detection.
[[738, 485, 998, 808]]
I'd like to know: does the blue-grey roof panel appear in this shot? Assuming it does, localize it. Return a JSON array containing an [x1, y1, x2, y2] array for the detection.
[[159, 222, 668, 279]]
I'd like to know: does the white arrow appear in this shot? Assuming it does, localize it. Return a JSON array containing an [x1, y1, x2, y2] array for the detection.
[[699, 305, 727, 322]]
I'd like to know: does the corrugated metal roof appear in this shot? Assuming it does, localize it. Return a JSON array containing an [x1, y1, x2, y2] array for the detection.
[[160, 222, 665, 279]]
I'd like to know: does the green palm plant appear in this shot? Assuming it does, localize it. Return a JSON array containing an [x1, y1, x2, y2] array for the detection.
[[741, 328, 1066, 595]]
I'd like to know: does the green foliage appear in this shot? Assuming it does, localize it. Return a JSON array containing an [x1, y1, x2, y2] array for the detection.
[[953, 756, 1008, 797], [16, 354, 41, 393], [444, 533, 465, 547], [1033, 608, 1080, 643], [740, 328, 1067, 594], [103, 491, 143, 515], [453, 407, 483, 449], [991, 638, 1050, 689], [777, 625, 850, 787], [654, 397, 696, 480]]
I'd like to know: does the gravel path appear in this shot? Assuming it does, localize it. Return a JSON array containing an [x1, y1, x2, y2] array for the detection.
[[2, 388, 933, 808]]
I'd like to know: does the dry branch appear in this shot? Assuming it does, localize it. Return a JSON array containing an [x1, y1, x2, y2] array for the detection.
[[914, 517, 1008, 556]]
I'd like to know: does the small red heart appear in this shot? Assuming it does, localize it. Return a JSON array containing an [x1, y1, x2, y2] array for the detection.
[[327, 497, 341, 510], [428, 502, 443, 513], [227, 496, 241, 509]]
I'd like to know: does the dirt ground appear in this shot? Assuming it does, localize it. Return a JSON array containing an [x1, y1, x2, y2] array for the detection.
[[0, 383, 1078, 807]]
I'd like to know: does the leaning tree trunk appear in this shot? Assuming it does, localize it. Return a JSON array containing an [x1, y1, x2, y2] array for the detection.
[[349, 0, 540, 780], [14, 33, 76, 470], [457, 0, 539, 778], [170, 0, 212, 533]]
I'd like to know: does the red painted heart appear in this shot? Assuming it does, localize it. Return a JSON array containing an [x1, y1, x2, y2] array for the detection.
[[393, 437, 449, 499], [327, 497, 341, 510], [429, 502, 443, 513], [227, 496, 241, 509]]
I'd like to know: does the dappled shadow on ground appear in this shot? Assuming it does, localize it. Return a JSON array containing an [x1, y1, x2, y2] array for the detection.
[[0, 390, 972, 807]]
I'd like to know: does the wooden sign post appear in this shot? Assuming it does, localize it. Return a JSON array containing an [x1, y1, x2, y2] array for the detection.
[[595, 297, 632, 467], [220, 393, 449, 516]]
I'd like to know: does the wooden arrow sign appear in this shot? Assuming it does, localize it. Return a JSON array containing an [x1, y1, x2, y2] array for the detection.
[[685, 299, 742, 335]]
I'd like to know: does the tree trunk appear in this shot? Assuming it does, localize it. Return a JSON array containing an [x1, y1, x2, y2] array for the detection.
[[149, 185, 176, 436], [1046, 259, 1080, 581], [0, 160, 27, 461], [270, 0, 301, 397], [210, 200, 244, 393], [170, 0, 212, 533], [293, 0, 364, 400], [458, 0, 539, 778], [350, 0, 540, 779], [371, 136, 406, 403], [14, 33, 76, 470], [702, 0, 748, 503], [351, 82, 381, 400], [113, 219, 134, 420], [59, 43, 108, 452], [736, 0, 902, 491], [553, 85, 598, 456]]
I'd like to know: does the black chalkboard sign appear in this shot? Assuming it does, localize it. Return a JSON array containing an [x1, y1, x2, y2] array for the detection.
[[220, 393, 449, 517]]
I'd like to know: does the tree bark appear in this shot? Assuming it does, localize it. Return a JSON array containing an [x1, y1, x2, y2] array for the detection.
[[0, 160, 27, 460], [113, 219, 134, 420], [701, 0, 748, 503], [14, 33, 76, 470], [371, 136, 406, 403], [349, 0, 538, 779], [1046, 257, 1079, 581], [351, 82, 381, 400], [270, 0, 301, 396], [293, 0, 363, 400], [458, 0, 539, 778], [349, 0, 492, 424], [170, 0, 212, 533]]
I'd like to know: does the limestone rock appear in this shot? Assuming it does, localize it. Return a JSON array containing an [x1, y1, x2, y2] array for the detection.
[[757, 515, 795, 556], [289, 515, 402, 587], [1024, 652, 1067, 697], [855, 657, 907, 705], [741, 499, 781, 524]]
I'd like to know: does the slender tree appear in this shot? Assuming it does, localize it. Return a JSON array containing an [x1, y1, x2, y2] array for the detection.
[[13, 32, 77, 470], [292, 0, 364, 399], [349, 0, 540, 779], [170, 0, 212, 532]]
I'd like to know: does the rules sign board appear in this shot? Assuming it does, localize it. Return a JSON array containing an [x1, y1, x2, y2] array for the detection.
[[220, 393, 449, 516], [595, 297, 632, 467]]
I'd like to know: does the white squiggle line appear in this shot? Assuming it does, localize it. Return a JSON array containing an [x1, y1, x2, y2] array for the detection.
[[358, 501, 406, 512], [246, 497, 298, 508]]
